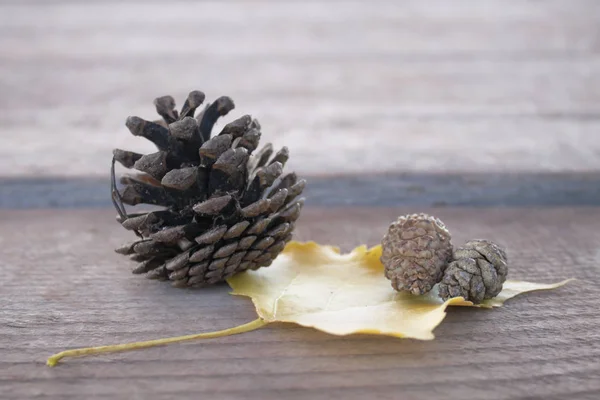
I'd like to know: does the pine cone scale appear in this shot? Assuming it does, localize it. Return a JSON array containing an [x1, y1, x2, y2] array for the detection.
[[246, 217, 272, 235], [165, 253, 190, 271], [188, 263, 208, 276], [169, 266, 190, 281], [223, 222, 250, 239], [189, 245, 214, 263], [238, 236, 257, 249], [195, 226, 227, 245], [214, 243, 238, 258], [208, 258, 228, 271], [227, 252, 246, 267]]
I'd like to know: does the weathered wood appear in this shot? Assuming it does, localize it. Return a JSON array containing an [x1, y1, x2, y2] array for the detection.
[[1, 208, 599, 399], [2, 172, 600, 209], [0, 0, 599, 177]]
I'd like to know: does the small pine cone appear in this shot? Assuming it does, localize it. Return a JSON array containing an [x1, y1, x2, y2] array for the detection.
[[381, 213, 453, 295], [438, 239, 508, 304], [112, 90, 305, 287]]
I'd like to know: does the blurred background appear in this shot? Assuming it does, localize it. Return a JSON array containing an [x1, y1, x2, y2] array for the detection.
[[1, 0, 599, 205]]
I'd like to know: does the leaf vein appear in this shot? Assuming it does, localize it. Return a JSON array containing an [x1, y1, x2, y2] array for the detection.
[[272, 273, 301, 319]]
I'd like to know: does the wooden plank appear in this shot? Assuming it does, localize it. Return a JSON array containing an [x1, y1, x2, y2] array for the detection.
[[4, 117, 600, 177], [0, 0, 599, 177], [2, 172, 600, 208], [1, 208, 599, 399], [3, 0, 599, 56]]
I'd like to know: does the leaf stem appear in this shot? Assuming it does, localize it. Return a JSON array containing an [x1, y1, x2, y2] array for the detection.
[[46, 318, 267, 367]]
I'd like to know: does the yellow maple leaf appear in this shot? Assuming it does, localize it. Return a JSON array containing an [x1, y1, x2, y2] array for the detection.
[[228, 241, 570, 340], [47, 242, 570, 366]]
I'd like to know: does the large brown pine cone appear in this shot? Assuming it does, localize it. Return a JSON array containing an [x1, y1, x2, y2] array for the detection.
[[438, 239, 508, 303], [381, 213, 453, 295], [112, 90, 305, 287]]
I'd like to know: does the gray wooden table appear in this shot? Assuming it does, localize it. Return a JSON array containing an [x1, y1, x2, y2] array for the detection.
[[1, 1, 600, 399], [2, 209, 600, 399]]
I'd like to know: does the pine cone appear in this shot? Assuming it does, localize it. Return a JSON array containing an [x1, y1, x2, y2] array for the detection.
[[381, 213, 453, 295], [111, 90, 305, 287], [438, 239, 508, 303]]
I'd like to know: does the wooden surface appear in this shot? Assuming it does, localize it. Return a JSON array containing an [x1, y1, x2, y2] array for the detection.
[[3, 172, 600, 209], [1, 0, 600, 176], [2, 1, 600, 399], [1, 208, 600, 399]]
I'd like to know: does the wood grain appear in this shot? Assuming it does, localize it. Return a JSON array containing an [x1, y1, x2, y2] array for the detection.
[[3, 172, 600, 208], [1, 208, 599, 399], [1, 0, 600, 177]]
